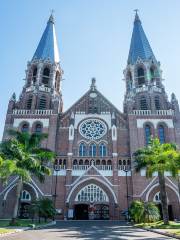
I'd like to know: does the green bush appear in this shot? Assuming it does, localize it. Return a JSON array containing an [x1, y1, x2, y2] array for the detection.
[[129, 200, 160, 223], [29, 198, 56, 222]]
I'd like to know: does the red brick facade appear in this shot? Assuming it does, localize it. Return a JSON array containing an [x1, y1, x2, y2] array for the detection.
[[0, 14, 180, 220]]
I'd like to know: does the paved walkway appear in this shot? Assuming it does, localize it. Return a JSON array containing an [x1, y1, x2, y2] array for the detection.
[[0, 221, 175, 240]]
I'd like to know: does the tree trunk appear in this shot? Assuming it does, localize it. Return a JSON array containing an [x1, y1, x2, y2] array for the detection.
[[158, 171, 169, 225], [11, 178, 23, 224]]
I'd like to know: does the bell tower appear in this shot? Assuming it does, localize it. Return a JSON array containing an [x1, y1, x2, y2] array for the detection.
[[123, 12, 172, 114], [19, 14, 63, 113], [3, 14, 63, 151]]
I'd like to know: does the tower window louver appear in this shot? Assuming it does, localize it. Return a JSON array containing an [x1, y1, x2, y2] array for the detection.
[[140, 96, 148, 110], [137, 67, 145, 86], [39, 96, 47, 109], [26, 96, 33, 109], [155, 96, 161, 110], [42, 67, 50, 87]]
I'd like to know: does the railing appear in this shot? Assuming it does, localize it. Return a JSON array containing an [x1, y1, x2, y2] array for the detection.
[[13, 109, 54, 115], [54, 165, 66, 171], [118, 165, 131, 171], [135, 86, 148, 93], [131, 109, 174, 116], [72, 165, 112, 171], [96, 165, 112, 170], [39, 85, 51, 92], [73, 165, 89, 170]]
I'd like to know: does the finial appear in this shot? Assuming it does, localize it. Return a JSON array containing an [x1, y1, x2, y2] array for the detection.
[[171, 93, 176, 101], [134, 9, 141, 22], [134, 9, 139, 14], [10, 92, 16, 101], [90, 77, 96, 90], [48, 10, 55, 24]]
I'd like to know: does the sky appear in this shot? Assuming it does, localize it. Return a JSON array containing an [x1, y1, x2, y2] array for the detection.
[[1, 0, 180, 139]]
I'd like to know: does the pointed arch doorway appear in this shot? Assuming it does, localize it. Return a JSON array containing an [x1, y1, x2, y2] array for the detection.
[[67, 181, 117, 220]]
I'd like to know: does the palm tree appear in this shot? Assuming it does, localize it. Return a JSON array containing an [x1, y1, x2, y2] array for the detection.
[[129, 200, 160, 223], [0, 130, 55, 224], [134, 138, 180, 225]]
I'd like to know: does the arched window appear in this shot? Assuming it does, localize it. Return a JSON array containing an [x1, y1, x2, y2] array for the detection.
[[79, 143, 86, 157], [127, 71, 132, 91], [137, 67, 145, 86], [140, 96, 148, 110], [21, 190, 31, 201], [73, 159, 78, 165], [26, 96, 33, 109], [145, 125, 151, 145], [153, 192, 161, 203], [99, 143, 107, 157], [42, 67, 50, 87], [84, 159, 89, 165], [63, 159, 66, 166], [32, 67, 37, 84], [89, 144, 96, 157], [155, 96, 161, 110], [38, 95, 46, 109], [35, 123, 42, 133], [96, 159, 100, 165], [150, 67, 155, 81], [75, 184, 109, 202], [79, 159, 83, 165], [107, 160, 112, 165], [158, 125, 165, 143], [123, 160, 126, 165], [55, 71, 60, 91], [102, 160, 106, 165], [21, 123, 29, 133], [119, 160, 122, 165]]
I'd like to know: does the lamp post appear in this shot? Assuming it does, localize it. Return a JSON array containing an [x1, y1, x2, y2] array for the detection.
[[123, 168, 130, 221], [53, 164, 60, 220]]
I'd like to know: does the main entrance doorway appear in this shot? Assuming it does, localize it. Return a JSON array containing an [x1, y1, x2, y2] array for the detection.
[[74, 204, 89, 220], [74, 204, 109, 220], [73, 184, 111, 220]]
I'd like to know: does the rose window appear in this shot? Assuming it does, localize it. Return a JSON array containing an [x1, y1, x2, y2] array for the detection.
[[79, 119, 107, 140]]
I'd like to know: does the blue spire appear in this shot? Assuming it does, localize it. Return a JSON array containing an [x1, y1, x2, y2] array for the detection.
[[128, 12, 156, 65], [32, 14, 60, 63]]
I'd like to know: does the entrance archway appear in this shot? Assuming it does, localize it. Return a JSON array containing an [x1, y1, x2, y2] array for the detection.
[[66, 179, 117, 220]]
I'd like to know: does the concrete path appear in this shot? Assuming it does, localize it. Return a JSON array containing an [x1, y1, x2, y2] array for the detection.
[[0, 221, 175, 240]]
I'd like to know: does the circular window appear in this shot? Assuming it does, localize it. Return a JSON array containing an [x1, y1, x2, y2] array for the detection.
[[79, 119, 107, 140]]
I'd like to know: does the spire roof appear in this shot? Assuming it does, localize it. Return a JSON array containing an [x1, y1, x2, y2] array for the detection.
[[32, 14, 60, 63], [128, 12, 156, 65]]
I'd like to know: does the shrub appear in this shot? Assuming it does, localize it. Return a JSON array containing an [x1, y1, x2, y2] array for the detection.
[[129, 200, 160, 223]]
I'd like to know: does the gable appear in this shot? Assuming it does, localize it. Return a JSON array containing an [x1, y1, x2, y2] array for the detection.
[[60, 82, 126, 126]]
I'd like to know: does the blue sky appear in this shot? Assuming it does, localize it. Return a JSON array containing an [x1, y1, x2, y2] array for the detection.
[[1, 0, 180, 139]]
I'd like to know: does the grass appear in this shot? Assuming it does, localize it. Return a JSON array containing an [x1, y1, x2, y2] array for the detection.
[[135, 221, 180, 229], [0, 228, 15, 234], [135, 221, 180, 237], [166, 229, 180, 236], [0, 219, 50, 228]]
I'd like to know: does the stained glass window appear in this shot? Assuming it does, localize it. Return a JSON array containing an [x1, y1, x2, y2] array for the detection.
[[79, 119, 107, 140], [158, 125, 165, 143], [145, 125, 151, 145], [79, 143, 86, 156], [99, 144, 107, 157], [89, 144, 96, 157], [75, 184, 109, 202]]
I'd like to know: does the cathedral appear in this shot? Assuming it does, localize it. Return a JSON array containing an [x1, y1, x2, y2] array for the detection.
[[0, 12, 180, 220]]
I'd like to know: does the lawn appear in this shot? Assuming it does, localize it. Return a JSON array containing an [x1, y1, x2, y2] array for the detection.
[[135, 221, 180, 237], [135, 221, 180, 229], [0, 228, 15, 234], [0, 219, 49, 227]]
